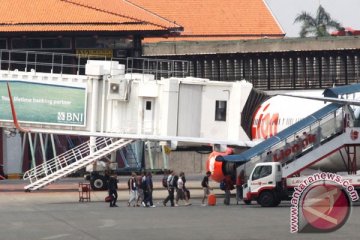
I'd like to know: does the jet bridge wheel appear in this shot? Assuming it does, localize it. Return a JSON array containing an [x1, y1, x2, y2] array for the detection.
[[90, 175, 107, 191], [257, 191, 276, 207]]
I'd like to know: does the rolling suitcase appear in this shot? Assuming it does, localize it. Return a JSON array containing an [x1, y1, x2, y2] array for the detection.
[[105, 195, 113, 202], [208, 194, 216, 206]]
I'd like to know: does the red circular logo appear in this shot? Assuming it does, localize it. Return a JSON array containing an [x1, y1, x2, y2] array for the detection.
[[300, 184, 351, 232], [351, 130, 359, 140]]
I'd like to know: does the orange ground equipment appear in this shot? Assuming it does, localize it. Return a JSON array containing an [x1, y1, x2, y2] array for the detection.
[[208, 194, 216, 206], [79, 183, 91, 202]]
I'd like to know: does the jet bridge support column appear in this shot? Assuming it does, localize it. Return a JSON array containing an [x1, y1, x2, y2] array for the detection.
[[89, 76, 101, 170]]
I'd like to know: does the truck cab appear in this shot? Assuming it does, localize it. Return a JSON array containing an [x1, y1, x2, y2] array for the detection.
[[243, 162, 283, 207]]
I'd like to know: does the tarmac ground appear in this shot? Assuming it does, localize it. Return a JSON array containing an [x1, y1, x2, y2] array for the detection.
[[1, 177, 360, 240]]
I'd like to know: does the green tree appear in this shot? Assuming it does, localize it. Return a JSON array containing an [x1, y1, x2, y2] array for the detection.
[[294, 5, 342, 37]]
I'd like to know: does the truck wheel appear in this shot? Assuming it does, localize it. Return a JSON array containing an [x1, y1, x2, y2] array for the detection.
[[90, 176, 107, 191], [257, 191, 275, 207]]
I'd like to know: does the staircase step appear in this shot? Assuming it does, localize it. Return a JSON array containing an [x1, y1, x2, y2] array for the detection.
[[24, 138, 133, 190]]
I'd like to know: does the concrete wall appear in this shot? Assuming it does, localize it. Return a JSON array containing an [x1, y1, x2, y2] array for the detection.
[[145, 150, 209, 174], [143, 36, 360, 56]]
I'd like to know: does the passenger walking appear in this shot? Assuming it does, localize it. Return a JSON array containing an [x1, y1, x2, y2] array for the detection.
[[108, 173, 118, 207], [236, 170, 245, 204], [127, 172, 138, 207], [201, 171, 212, 206], [223, 176, 234, 205], [144, 172, 155, 207], [141, 172, 148, 207], [162, 170, 169, 188], [136, 171, 145, 207], [163, 170, 175, 207], [176, 172, 191, 206], [172, 172, 179, 206]]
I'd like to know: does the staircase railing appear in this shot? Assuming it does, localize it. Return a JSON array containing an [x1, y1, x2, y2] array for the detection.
[[242, 104, 345, 176], [23, 137, 118, 183]]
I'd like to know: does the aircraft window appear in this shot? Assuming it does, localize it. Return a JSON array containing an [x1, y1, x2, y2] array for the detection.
[[215, 100, 227, 121], [252, 166, 272, 181]]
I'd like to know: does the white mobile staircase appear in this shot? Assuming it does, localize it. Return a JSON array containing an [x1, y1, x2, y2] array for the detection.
[[23, 137, 133, 191], [219, 102, 360, 177]]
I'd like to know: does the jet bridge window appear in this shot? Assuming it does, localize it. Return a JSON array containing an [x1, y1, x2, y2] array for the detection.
[[146, 101, 152, 110], [252, 166, 272, 181], [215, 100, 227, 121]]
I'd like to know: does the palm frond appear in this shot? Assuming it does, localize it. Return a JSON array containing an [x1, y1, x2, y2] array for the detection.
[[294, 12, 316, 26], [295, 5, 343, 37], [317, 5, 331, 25]]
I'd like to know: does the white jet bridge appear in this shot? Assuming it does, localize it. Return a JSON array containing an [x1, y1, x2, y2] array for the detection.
[[0, 50, 255, 190]]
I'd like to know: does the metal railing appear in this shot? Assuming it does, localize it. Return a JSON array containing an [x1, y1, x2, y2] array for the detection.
[[23, 137, 116, 183], [242, 105, 345, 176], [0, 49, 189, 79]]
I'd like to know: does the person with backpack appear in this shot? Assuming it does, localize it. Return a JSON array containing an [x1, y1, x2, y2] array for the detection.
[[172, 172, 179, 206], [163, 170, 175, 207], [127, 172, 138, 207], [201, 171, 212, 206], [175, 172, 191, 206]]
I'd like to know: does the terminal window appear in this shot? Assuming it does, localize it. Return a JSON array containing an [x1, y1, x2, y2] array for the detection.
[[11, 38, 71, 49], [75, 37, 133, 49], [42, 38, 71, 49], [0, 39, 7, 49], [215, 100, 227, 121], [12, 39, 41, 49]]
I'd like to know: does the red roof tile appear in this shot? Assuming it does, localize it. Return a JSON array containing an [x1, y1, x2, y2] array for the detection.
[[0, 0, 182, 33], [128, 0, 285, 41]]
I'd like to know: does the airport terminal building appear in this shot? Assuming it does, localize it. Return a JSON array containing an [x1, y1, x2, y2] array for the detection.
[[0, 0, 183, 61], [0, 0, 285, 178]]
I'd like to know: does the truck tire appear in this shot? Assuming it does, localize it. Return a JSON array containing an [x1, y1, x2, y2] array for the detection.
[[90, 175, 107, 191], [257, 191, 275, 207]]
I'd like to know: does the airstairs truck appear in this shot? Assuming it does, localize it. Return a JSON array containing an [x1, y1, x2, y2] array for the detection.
[[217, 84, 360, 207], [243, 161, 360, 207]]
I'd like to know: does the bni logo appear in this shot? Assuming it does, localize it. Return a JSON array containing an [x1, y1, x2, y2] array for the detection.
[[57, 112, 84, 123], [290, 173, 359, 233], [57, 112, 66, 121]]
